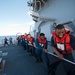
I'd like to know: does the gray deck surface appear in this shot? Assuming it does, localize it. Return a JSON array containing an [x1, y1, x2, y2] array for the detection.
[[0, 45, 75, 75], [0, 45, 47, 75]]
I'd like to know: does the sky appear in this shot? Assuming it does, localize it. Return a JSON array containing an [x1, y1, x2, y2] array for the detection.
[[0, 0, 34, 36]]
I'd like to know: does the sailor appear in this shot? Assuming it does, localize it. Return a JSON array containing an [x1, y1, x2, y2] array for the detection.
[[21, 35, 25, 47], [27, 34, 36, 56], [9, 37, 13, 45], [17, 35, 21, 46], [4, 37, 9, 46], [48, 24, 75, 75], [24, 33, 28, 50], [35, 33, 50, 70]]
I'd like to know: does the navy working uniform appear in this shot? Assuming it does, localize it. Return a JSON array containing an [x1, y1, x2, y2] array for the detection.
[[49, 30, 75, 75], [27, 36, 36, 56], [35, 35, 50, 67]]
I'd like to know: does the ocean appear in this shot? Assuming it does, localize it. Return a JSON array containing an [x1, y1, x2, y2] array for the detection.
[[0, 35, 17, 45]]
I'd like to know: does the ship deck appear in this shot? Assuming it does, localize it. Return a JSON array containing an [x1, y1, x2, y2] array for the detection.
[[0, 45, 75, 75]]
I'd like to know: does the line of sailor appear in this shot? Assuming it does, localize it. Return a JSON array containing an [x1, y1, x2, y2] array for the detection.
[[17, 24, 75, 75]]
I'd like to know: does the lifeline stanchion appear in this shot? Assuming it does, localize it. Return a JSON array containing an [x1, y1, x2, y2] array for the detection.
[[47, 52, 75, 65]]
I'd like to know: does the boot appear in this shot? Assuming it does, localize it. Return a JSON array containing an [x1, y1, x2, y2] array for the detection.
[[35, 59, 39, 63], [39, 56, 43, 62], [51, 72, 56, 75]]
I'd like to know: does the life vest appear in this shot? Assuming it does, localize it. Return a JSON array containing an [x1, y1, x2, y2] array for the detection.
[[4, 38, 7, 41], [10, 37, 12, 41], [24, 35, 28, 40], [38, 36, 46, 48], [28, 37, 34, 44], [52, 30, 72, 54], [18, 36, 21, 39]]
